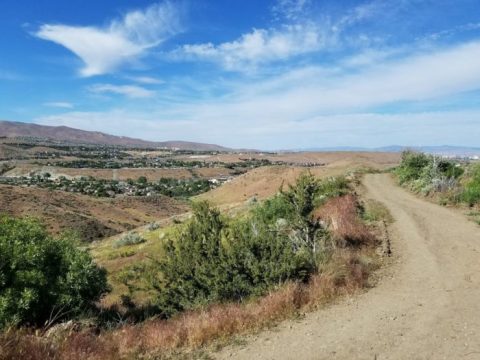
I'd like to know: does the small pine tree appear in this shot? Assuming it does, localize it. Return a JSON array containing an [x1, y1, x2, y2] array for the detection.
[[280, 172, 325, 257]]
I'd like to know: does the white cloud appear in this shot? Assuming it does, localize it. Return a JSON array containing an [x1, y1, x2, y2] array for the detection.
[[177, 23, 334, 71], [174, 0, 400, 72], [127, 75, 164, 84], [88, 84, 155, 98], [43, 102, 74, 109], [35, 2, 182, 76]]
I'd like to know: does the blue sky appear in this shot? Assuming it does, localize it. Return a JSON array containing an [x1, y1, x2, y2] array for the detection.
[[1, 0, 480, 149]]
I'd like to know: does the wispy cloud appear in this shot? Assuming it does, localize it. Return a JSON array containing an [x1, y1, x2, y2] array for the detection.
[[88, 84, 155, 98], [43, 102, 74, 109], [272, 0, 312, 21], [34, 1, 183, 76], [176, 23, 334, 72], [422, 22, 480, 41], [173, 0, 402, 72], [127, 75, 165, 84]]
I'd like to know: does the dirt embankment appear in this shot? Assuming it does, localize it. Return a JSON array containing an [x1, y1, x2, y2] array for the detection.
[[215, 173, 480, 360]]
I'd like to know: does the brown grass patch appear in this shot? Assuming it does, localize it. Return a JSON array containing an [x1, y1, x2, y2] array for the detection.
[[315, 194, 375, 247]]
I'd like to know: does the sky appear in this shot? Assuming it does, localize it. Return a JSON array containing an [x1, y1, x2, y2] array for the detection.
[[0, 0, 480, 150]]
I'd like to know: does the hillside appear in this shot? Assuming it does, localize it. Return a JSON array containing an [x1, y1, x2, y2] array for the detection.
[[0, 184, 188, 241], [0, 120, 230, 151], [198, 152, 400, 206]]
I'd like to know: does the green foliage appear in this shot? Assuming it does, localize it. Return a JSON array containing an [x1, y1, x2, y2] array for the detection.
[[150, 172, 349, 316], [437, 160, 464, 179], [396, 151, 431, 184], [0, 175, 213, 199], [0, 216, 109, 328], [251, 194, 295, 224], [152, 202, 231, 314], [225, 218, 313, 295], [137, 176, 148, 185], [151, 201, 312, 316], [113, 232, 146, 248], [317, 176, 350, 202], [396, 151, 480, 206], [279, 173, 348, 256], [461, 164, 480, 206]]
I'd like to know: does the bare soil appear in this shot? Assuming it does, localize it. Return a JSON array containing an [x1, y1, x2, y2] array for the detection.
[[214, 173, 480, 360]]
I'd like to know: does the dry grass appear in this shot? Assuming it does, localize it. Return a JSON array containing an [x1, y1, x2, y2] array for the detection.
[[315, 194, 375, 247]]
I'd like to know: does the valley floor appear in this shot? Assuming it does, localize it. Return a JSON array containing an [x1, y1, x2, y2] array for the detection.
[[214, 173, 480, 360]]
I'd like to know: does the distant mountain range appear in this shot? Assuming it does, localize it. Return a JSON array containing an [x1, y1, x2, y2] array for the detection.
[[293, 145, 480, 157], [1, 120, 478, 156], [0, 120, 230, 151]]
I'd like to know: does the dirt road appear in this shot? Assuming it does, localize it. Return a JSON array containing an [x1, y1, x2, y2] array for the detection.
[[215, 174, 480, 360]]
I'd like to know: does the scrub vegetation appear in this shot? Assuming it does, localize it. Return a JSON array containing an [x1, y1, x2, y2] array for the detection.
[[395, 150, 480, 208], [0, 172, 382, 359]]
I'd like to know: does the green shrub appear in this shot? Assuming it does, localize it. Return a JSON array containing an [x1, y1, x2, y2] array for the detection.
[[437, 160, 464, 179], [462, 184, 480, 206], [151, 201, 313, 316], [149, 173, 345, 316], [113, 232, 146, 248], [317, 176, 350, 201], [152, 202, 229, 314], [396, 151, 467, 197], [461, 165, 480, 206], [396, 151, 431, 184], [251, 193, 294, 225], [0, 216, 109, 328]]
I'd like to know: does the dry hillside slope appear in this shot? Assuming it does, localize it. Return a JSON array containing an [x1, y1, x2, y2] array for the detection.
[[0, 120, 230, 150], [215, 173, 480, 360], [199, 152, 399, 206], [0, 185, 187, 241]]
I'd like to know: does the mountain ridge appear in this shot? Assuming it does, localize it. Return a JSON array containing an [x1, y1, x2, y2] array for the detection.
[[286, 145, 480, 156], [0, 120, 231, 151]]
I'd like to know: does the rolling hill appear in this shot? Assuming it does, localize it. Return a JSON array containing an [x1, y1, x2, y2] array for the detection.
[[0, 120, 230, 151]]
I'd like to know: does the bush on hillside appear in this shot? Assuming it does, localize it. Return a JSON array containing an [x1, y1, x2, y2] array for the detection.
[[396, 151, 465, 195], [461, 164, 480, 206], [0, 216, 109, 328], [151, 201, 313, 316], [150, 173, 352, 316], [396, 151, 431, 184], [113, 232, 146, 248]]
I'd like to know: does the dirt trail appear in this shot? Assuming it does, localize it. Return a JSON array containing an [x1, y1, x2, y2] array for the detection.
[[215, 174, 480, 360]]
